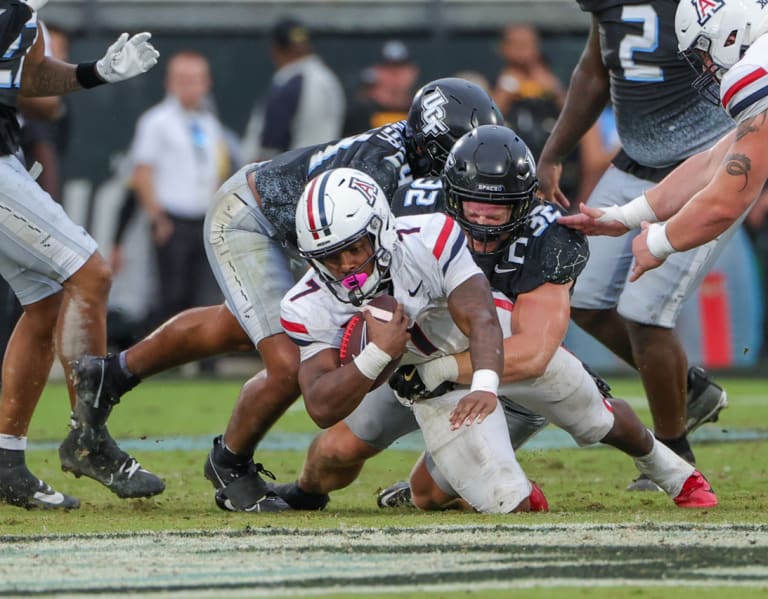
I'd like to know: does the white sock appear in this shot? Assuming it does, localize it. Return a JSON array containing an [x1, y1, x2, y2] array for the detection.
[[0, 434, 26, 451], [633, 431, 695, 497]]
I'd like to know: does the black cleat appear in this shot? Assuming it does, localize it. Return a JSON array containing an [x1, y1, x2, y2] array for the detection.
[[271, 481, 329, 510], [686, 366, 728, 435], [0, 462, 79, 510], [71, 354, 138, 428], [204, 435, 290, 513], [376, 480, 414, 508], [59, 426, 165, 499]]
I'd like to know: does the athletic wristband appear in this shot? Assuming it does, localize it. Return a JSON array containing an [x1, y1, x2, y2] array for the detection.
[[646, 222, 676, 260], [353, 342, 393, 380], [469, 369, 499, 396], [597, 193, 657, 229], [76, 61, 107, 89]]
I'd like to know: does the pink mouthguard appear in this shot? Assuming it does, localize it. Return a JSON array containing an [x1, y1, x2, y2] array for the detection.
[[341, 273, 368, 290]]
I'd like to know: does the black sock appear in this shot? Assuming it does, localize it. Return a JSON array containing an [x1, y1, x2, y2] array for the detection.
[[110, 352, 140, 395], [213, 437, 250, 467], [656, 434, 696, 465], [0, 447, 24, 468]]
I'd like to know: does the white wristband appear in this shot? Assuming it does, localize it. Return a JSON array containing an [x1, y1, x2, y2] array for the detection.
[[470, 369, 499, 395], [353, 342, 392, 380], [418, 355, 459, 391], [597, 193, 657, 229], [645, 222, 676, 260]]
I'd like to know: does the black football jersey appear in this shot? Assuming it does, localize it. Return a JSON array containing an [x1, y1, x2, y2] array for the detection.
[[0, 5, 38, 155], [251, 120, 413, 246], [391, 178, 589, 301], [577, 0, 732, 167]]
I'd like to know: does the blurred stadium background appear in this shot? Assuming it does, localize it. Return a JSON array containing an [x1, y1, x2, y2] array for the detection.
[[40, 0, 764, 375]]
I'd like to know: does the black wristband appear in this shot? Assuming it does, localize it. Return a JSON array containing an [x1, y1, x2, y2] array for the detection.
[[76, 61, 106, 89]]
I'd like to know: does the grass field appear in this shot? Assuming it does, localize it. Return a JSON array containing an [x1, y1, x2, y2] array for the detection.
[[2, 375, 767, 597]]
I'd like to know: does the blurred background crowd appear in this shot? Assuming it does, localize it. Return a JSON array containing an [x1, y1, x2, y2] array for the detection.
[[4, 0, 764, 375]]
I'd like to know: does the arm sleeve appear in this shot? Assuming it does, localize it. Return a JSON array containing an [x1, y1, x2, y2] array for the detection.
[[0, 3, 32, 56]]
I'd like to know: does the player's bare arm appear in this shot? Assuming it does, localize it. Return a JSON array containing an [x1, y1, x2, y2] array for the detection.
[[298, 305, 409, 428], [630, 111, 768, 281], [538, 16, 610, 208], [504, 282, 571, 380], [663, 112, 768, 251], [445, 273, 504, 430], [559, 128, 739, 235]]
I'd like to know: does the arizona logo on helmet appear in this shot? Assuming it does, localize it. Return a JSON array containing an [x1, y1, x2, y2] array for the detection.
[[419, 89, 449, 138], [349, 175, 380, 206], [692, 0, 725, 25]]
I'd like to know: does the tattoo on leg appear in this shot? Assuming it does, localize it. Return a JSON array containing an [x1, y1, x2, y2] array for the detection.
[[724, 153, 751, 191]]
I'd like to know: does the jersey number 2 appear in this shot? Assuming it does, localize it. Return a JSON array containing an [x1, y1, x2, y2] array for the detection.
[[619, 4, 664, 83]]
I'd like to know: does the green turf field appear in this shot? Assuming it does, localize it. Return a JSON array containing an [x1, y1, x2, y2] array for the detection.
[[2, 376, 767, 596]]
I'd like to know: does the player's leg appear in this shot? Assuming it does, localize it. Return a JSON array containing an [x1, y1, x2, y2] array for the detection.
[[201, 186, 316, 511], [273, 385, 419, 510], [0, 293, 79, 508], [506, 347, 717, 508], [413, 390, 534, 514], [0, 155, 138, 505]]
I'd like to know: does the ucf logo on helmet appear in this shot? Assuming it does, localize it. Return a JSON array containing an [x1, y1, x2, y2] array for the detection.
[[419, 89, 450, 138]]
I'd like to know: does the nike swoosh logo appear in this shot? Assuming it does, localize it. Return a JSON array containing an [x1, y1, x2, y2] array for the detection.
[[34, 490, 66, 505], [494, 265, 517, 274], [403, 369, 415, 382], [408, 281, 423, 297]]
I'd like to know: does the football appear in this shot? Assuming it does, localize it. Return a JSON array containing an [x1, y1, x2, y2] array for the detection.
[[339, 294, 402, 389]]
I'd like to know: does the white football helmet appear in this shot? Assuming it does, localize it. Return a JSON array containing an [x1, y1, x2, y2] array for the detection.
[[676, 0, 768, 102], [296, 168, 398, 306]]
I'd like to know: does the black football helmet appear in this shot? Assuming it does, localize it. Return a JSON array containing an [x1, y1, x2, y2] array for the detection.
[[444, 124, 538, 255], [405, 77, 504, 178]]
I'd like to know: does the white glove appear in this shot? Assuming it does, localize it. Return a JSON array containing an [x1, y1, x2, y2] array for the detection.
[[24, 0, 49, 11], [96, 32, 159, 83]]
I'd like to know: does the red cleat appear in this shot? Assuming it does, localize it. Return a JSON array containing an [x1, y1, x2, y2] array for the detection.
[[674, 470, 718, 509], [528, 480, 549, 512]]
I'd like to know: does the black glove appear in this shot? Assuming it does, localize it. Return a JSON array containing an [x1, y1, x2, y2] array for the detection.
[[388, 365, 455, 402]]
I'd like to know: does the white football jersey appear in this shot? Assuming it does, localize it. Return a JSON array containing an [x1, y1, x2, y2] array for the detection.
[[280, 212, 488, 363], [720, 34, 768, 124]]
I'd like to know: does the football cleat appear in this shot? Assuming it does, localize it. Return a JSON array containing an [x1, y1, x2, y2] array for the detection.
[[673, 470, 718, 509], [59, 425, 165, 498], [528, 481, 549, 512], [71, 354, 134, 428], [270, 481, 330, 510], [204, 436, 290, 513], [626, 473, 663, 492], [0, 463, 80, 510], [376, 480, 413, 509], [685, 366, 728, 435]]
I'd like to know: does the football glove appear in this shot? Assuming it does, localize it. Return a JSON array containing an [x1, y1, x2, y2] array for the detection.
[[24, 0, 49, 11], [389, 364, 455, 403], [96, 32, 159, 83]]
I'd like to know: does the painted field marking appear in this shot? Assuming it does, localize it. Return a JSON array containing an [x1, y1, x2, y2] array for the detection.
[[3, 523, 768, 596]]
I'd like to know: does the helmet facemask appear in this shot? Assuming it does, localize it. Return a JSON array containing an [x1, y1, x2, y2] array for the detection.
[[680, 36, 727, 105], [446, 189, 535, 256]]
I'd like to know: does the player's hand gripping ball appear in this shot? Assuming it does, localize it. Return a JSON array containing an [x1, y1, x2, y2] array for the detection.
[[339, 294, 403, 389]]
